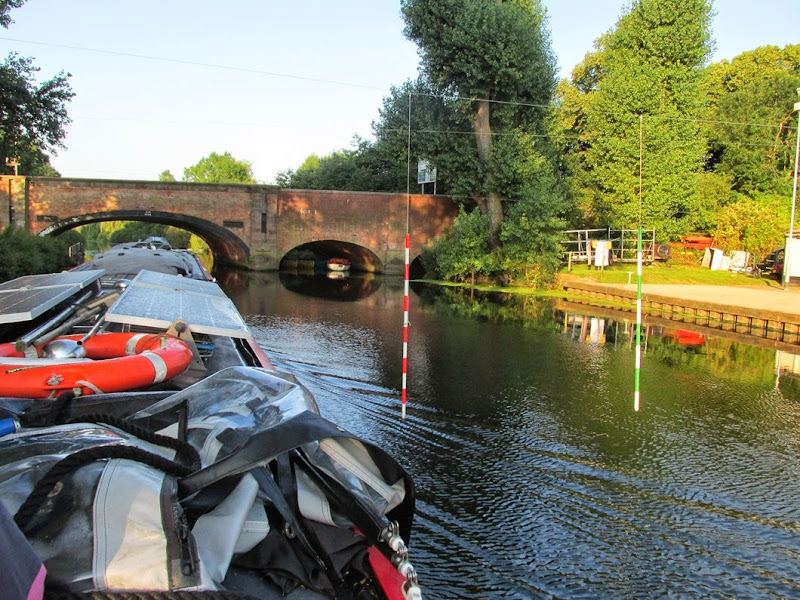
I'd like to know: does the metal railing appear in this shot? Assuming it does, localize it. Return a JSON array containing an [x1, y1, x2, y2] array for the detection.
[[562, 228, 656, 267]]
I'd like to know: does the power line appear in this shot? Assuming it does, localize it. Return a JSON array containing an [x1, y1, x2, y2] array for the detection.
[[6, 35, 791, 132], [0, 36, 390, 93], [3, 36, 796, 160]]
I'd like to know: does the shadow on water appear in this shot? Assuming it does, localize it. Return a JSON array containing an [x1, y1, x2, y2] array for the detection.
[[221, 272, 800, 599]]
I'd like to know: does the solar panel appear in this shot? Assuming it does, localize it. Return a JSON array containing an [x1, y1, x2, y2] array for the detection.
[[105, 270, 251, 338], [0, 270, 104, 323]]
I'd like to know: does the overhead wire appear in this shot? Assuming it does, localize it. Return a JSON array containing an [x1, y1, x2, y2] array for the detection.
[[1, 35, 793, 135], [1, 35, 796, 174]]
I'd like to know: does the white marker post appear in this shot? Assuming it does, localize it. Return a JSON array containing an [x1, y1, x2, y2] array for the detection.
[[634, 227, 642, 412], [401, 233, 410, 419]]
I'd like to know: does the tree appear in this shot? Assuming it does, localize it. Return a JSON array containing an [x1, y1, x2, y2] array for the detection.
[[559, 0, 713, 240], [276, 134, 409, 192], [702, 44, 800, 197], [712, 194, 789, 261], [182, 152, 257, 184], [401, 0, 558, 245], [423, 205, 491, 284], [0, 0, 26, 29], [1, 49, 73, 173], [158, 169, 176, 182], [373, 77, 485, 201], [1, 0, 72, 175], [108, 222, 190, 249], [0, 226, 81, 282]]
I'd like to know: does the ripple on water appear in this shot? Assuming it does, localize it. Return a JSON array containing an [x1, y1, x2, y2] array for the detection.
[[241, 299, 800, 599]]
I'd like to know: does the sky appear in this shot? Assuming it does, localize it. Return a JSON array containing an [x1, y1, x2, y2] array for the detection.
[[0, 1, 798, 184]]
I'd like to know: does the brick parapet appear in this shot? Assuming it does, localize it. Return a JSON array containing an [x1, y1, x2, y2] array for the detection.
[[1, 177, 456, 272]]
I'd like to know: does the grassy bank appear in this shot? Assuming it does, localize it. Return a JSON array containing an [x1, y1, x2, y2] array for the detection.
[[561, 262, 780, 287], [416, 261, 782, 296]]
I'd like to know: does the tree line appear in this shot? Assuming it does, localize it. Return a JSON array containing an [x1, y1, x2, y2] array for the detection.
[[276, 0, 799, 285], [2, 0, 798, 286]]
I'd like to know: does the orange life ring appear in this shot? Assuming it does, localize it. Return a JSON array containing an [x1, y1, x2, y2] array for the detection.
[[0, 332, 193, 399]]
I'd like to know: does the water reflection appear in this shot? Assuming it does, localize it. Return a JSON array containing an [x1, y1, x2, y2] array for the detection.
[[279, 271, 382, 301], [220, 271, 800, 598]]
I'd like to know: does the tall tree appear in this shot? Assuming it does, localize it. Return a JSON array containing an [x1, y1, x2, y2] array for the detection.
[[559, 0, 713, 239], [1, 41, 73, 175], [182, 152, 257, 184], [372, 77, 480, 199], [1, 0, 72, 175], [702, 44, 800, 196], [401, 0, 558, 245]]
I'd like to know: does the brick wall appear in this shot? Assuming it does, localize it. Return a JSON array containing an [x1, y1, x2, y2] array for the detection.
[[0, 176, 456, 272]]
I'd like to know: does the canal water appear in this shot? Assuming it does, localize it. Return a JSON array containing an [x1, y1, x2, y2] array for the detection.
[[220, 270, 800, 599]]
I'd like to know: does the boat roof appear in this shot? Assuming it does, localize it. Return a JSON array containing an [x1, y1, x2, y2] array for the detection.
[[74, 244, 209, 281]]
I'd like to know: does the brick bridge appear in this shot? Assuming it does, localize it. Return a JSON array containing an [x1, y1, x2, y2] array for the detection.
[[0, 176, 458, 274]]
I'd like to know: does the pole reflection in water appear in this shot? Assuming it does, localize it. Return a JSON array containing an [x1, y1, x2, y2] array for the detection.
[[220, 269, 800, 599]]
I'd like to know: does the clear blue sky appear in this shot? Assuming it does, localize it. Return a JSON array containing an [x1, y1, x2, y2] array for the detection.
[[0, 1, 797, 183]]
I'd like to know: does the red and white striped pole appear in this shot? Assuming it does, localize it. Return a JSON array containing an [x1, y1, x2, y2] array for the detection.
[[401, 233, 410, 419]]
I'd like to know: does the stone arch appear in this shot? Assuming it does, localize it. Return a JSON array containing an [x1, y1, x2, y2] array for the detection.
[[37, 209, 250, 268], [280, 239, 384, 273]]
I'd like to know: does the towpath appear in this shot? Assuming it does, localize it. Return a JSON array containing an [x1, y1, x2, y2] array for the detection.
[[596, 282, 800, 316]]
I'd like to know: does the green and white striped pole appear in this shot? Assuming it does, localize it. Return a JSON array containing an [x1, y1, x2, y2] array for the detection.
[[634, 227, 642, 412], [635, 114, 643, 412]]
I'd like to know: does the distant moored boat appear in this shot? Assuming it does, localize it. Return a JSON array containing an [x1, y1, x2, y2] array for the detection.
[[327, 257, 351, 272]]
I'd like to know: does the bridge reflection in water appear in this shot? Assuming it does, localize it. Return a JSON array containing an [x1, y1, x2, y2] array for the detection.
[[279, 272, 383, 302]]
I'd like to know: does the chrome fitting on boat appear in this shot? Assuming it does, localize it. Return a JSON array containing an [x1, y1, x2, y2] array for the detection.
[[391, 542, 409, 562], [403, 580, 423, 600], [382, 521, 407, 553], [395, 558, 416, 580], [381, 521, 400, 542], [382, 521, 422, 599]]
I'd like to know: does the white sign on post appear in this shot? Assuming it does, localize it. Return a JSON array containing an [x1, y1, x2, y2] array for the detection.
[[787, 236, 800, 277], [417, 159, 437, 184]]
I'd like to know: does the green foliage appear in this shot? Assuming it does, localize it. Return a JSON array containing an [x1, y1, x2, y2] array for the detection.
[[0, 226, 81, 282], [1, 0, 65, 174], [276, 135, 409, 192], [401, 0, 559, 240], [558, 0, 713, 240], [0, 52, 73, 173], [16, 147, 60, 176], [693, 171, 735, 232], [373, 78, 484, 200], [702, 44, 800, 196], [77, 222, 108, 253], [182, 152, 257, 184], [712, 194, 790, 262], [401, 0, 555, 103], [107, 222, 190, 248], [0, 1, 27, 29], [158, 169, 176, 182], [498, 199, 564, 287], [422, 206, 491, 284], [189, 234, 212, 269]]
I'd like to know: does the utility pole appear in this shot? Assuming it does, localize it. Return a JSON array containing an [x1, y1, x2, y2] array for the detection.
[[784, 89, 800, 290]]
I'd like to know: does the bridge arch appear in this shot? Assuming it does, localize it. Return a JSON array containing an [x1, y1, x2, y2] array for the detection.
[[280, 240, 383, 273], [37, 209, 250, 267]]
